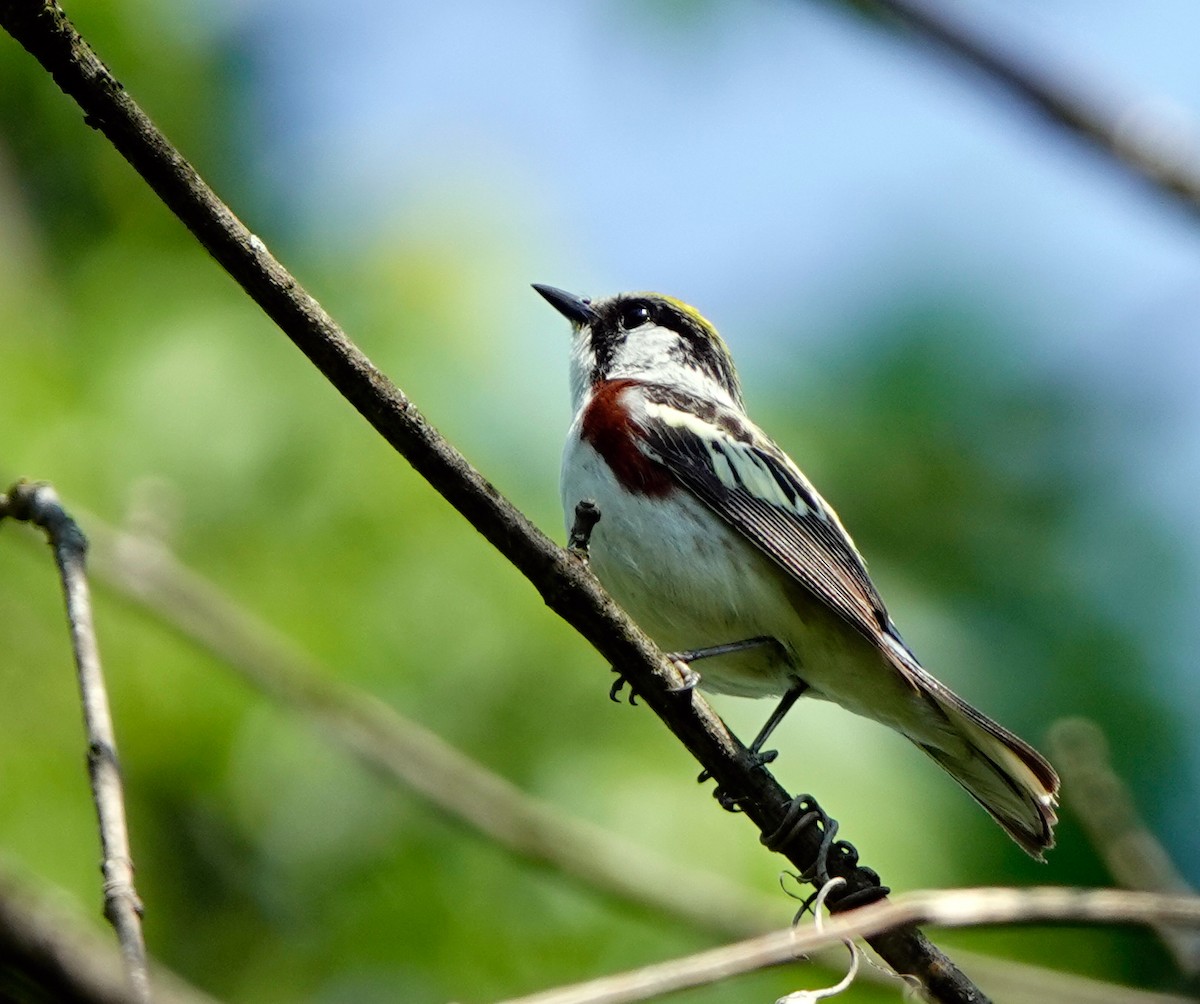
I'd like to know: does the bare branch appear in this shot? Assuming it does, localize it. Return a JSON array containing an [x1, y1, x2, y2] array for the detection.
[[844, 0, 1200, 215], [495, 887, 1200, 1004], [0, 482, 150, 1003], [1049, 718, 1200, 977]]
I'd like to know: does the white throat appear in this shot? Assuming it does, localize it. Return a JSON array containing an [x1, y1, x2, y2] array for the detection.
[[569, 322, 740, 413]]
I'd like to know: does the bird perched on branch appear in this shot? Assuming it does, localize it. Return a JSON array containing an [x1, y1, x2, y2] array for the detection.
[[536, 284, 1059, 858]]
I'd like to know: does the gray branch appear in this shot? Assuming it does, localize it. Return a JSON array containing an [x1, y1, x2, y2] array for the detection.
[[0, 482, 150, 1003]]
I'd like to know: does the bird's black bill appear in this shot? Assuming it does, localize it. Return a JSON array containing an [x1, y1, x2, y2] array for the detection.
[[532, 283, 599, 326]]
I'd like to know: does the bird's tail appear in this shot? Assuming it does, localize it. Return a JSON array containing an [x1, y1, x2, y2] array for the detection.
[[905, 664, 1059, 859]]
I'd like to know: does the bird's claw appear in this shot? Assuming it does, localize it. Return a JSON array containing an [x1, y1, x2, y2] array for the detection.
[[697, 746, 777, 786], [609, 653, 697, 705], [609, 670, 638, 705], [753, 748, 779, 768]]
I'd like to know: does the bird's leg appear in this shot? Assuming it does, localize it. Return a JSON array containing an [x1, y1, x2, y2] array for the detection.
[[568, 501, 644, 706], [614, 633, 772, 705], [567, 501, 647, 704], [667, 635, 775, 671], [665, 633, 779, 692], [701, 681, 808, 795], [746, 683, 808, 758], [668, 636, 791, 790], [665, 635, 775, 692]]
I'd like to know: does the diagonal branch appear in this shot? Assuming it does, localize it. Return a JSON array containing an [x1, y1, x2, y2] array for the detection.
[[0, 2, 977, 999]]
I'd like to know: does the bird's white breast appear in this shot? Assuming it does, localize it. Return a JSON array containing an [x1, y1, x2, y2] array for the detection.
[[561, 413, 801, 698]]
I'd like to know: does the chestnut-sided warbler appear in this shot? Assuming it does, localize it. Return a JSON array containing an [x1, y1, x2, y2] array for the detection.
[[536, 284, 1059, 858]]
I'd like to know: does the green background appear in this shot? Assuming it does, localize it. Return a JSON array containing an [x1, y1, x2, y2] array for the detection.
[[0, 1, 1193, 1001]]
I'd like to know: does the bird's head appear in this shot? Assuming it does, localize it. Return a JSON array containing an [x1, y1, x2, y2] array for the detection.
[[533, 284, 744, 413]]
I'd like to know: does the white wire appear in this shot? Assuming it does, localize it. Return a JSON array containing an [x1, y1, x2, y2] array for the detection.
[[775, 877, 861, 1004]]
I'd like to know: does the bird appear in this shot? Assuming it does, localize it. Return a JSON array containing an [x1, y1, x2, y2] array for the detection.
[[534, 283, 1059, 859]]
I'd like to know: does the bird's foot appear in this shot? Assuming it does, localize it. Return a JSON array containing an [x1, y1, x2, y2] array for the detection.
[[608, 669, 638, 706], [697, 745, 777, 785], [666, 657, 700, 692], [607, 643, 712, 708], [668, 636, 774, 665], [667, 635, 775, 727]]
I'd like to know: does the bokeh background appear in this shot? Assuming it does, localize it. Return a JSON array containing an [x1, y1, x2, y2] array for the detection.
[[2, 0, 1199, 1001]]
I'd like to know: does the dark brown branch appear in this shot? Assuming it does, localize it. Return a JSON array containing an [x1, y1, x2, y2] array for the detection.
[[0, 3, 981, 999], [0, 482, 150, 1003], [843, 0, 1200, 215]]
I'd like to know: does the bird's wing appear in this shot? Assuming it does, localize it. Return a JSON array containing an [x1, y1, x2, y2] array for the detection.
[[633, 387, 898, 650]]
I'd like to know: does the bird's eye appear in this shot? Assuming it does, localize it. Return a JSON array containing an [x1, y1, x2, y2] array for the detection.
[[617, 303, 652, 330]]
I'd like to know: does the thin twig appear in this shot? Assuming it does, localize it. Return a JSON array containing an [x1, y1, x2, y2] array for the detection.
[[0, 4, 983, 1000], [494, 887, 1200, 1004], [0, 481, 151, 1004], [845, 0, 1200, 215], [1049, 718, 1200, 977]]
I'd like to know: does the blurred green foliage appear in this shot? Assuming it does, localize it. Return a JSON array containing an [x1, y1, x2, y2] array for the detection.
[[0, 2, 1191, 1003]]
